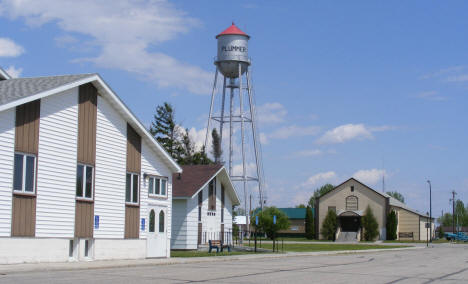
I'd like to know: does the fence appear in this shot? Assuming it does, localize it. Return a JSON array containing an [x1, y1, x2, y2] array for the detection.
[[201, 230, 233, 245]]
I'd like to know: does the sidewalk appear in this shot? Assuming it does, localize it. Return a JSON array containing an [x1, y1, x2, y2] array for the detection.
[[0, 246, 422, 275]]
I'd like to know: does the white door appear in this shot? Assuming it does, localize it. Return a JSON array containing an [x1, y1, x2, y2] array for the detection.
[[147, 206, 167, 258]]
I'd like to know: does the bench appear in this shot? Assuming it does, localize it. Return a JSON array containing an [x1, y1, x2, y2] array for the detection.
[[208, 240, 231, 253], [398, 232, 414, 240]]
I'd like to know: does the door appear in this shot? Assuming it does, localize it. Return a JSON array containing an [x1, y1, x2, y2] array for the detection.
[[146, 206, 167, 258]]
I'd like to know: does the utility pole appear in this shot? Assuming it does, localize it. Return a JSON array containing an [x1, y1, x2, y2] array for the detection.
[[450, 191, 457, 233], [427, 180, 432, 242]]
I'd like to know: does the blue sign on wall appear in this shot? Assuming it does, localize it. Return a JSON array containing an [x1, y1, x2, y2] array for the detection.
[[273, 215, 277, 225], [94, 215, 99, 229], [255, 215, 259, 225], [141, 218, 145, 231]]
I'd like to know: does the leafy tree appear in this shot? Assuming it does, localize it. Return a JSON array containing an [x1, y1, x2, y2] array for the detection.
[[386, 210, 398, 240], [211, 128, 223, 164], [321, 209, 337, 241], [437, 226, 444, 239], [308, 184, 335, 208], [362, 206, 379, 241], [190, 146, 212, 165], [296, 204, 306, 208], [305, 206, 315, 239], [149, 102, 184, 160], [387, 191, 405, 204], [251, 206, 290, 241]]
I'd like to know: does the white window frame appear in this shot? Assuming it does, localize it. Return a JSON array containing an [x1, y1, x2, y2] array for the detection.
[[148, 176, 168, 198], [76, 164, 94, 200], [126, 172, 140, 204], [13, 152, 37, 194]]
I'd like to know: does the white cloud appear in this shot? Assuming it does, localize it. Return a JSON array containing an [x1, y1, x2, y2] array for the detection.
[[416, 91, 446, 101], [300, 171, 337, 189], [259, 132, 268, 144], [257, 102, 287, 125], [268, 125, 320, 140], [177, 125, 208, 152], [419, 66, 466, 80], [0, 37, 24, 57], [352, 169, 386, 186], [293, 149, 322, 157], [316, 124, 373, 144], [232, 162, 257, 177], [5, 65, 22, 78], [0, 0, 212, 94], [446, 74, 468, 82]]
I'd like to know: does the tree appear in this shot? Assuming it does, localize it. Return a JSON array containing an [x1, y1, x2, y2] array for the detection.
[[362, 206, 379, 241], [321, 209, 337, 241], [296, 204, 306, 208], [386, 210, 398, 240], [437, 226, 444, 239], [211, 128, 223, 164], [149, 102, 184, 161], [305, 206, 315, 239], [191, 146, 213, 165], [308, 184, 335, 208], [251, 207, 290, 242], [179, 128, 194, 165], [386, 191, 405, 204]]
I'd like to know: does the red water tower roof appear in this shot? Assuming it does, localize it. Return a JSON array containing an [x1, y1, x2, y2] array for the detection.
[[216, 23, 250, 39]]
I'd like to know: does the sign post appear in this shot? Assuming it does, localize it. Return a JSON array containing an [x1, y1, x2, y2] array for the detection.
[[255, 215, 259, 253], [273, 215, 277, 252]]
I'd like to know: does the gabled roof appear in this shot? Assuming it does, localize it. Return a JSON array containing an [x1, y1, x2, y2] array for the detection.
[[0, 67, 12, 80], [278, 208, 308, 219], [0, 73, 182, 174], [172, 164, 240, 205], [319, 177, 431, 218]]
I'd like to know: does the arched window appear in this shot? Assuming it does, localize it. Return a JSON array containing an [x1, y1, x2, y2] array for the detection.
[[346, 195, 358, 211], [159, 210, 165, 233], [149, 209, 155, 232]]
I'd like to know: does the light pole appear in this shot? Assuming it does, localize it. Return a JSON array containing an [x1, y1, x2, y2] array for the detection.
[[427, 180, 432, 242]]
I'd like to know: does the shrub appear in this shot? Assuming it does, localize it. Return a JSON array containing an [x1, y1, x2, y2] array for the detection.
[[305, 206, 315, 239], [321, 209, 337, 240], [386, 210, 398, 240], [362, 206, 379, 241]]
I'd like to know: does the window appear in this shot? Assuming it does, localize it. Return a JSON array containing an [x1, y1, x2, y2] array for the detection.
[[208, 179, 216, 211], [221, 186, 225, 223], [13, 153, 36, 193], [159, 210, 165, 233], [76, 164, 94, 199], [126, 173, 139, 204], [351, 186, 354, 192], [346, 196, 358, 211], [149, 210, 155, 232], [148, 177, 167, 197]]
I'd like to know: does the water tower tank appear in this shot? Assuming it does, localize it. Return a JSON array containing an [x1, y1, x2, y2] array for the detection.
[[215, 23, 250, 78]]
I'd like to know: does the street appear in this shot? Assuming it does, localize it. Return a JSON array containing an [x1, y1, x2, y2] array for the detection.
[[1, 244, 467, 283]]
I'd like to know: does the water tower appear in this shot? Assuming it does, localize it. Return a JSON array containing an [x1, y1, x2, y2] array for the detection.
[[205, 23, 265, 213]]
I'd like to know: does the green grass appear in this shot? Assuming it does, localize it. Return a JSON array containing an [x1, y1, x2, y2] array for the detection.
[[171, 250, 256, 257], [246, 243, 409, 252], [383, 239, 452, 244], [244, 237, 329, 242]]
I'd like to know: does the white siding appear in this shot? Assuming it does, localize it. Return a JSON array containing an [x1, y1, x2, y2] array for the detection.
[[94, 96, 127, 239], [186, 193, 199, 249], [140, 140, 173, 240], [0, 109, 15, 237], [171, 199, 188, 249], [36, 89, 78, 238]]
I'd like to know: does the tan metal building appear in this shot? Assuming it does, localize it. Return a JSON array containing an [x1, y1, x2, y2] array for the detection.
[[316, 178, 434, 241]]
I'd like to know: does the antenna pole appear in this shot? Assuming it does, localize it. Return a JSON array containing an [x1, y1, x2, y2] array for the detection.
[[205, 68, 218, 149]]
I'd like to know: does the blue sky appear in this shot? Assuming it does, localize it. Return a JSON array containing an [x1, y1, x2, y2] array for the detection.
[[1, 0, 467, 218]]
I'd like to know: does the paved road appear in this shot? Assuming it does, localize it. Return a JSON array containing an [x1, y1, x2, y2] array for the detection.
[[1, 244, 467, 283]]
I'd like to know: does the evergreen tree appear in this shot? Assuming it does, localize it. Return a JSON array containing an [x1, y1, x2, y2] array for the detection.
[[191, 146, 213, 165], [386, 210, 398, 240], [321, 209, 337, 241], [387, 191, 405, 203], [305, 206, 315, 239], [179, 128, 194, 165], [149, 102, 184, 160], [308, 184, 335, 208], [211, 128, 223, 164], [362, 206, 379, 241]]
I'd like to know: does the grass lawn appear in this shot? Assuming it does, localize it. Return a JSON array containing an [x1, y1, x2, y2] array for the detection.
[[246, 243, 409, 252], [244, 237, 329, 242], [171, 250, 256, 257], [384, 239, 450, 244]]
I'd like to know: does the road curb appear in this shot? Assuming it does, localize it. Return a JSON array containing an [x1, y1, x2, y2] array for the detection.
[[0, 246, 421, 275]]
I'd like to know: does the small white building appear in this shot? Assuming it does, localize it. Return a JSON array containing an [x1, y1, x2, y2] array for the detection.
[[0, 68, 181, 264], [171, 165, 240, 250]]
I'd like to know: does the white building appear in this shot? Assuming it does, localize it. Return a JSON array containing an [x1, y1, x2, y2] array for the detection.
[[171, 165, 240, 250], [0, 68, 182, 264]]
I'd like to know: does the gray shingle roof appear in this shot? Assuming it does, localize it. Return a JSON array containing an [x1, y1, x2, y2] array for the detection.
[[0, 74, 96, 106]]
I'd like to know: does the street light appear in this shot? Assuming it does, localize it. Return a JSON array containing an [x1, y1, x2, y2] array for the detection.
[[427, 180, 432, 242]]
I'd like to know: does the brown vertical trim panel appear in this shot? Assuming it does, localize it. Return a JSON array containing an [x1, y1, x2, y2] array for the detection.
[[75, 201, 94, 238], [198, 223, 202, 245], [126, 124, 141, 173], [77, 83, 97, 165], [125, 206, 140, 238], [15, 100, 40, 154], [74, 83, 98, 238], [125, 124, 141, 238], [12, 100, 40, 237]]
